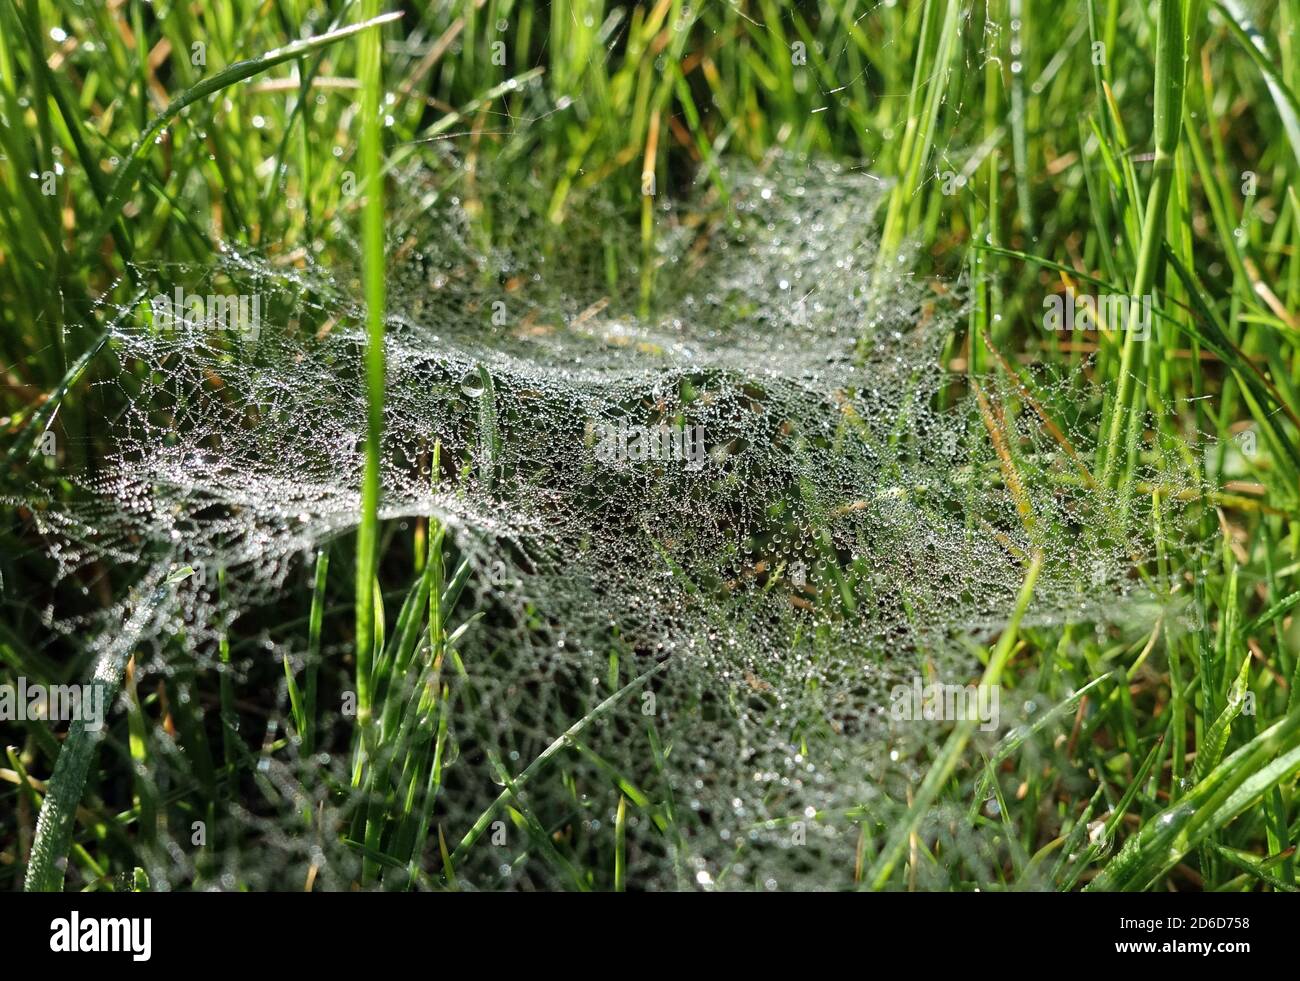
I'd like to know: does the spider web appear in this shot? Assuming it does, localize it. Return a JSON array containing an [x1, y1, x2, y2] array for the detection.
[[28, 156, 1199, 891]]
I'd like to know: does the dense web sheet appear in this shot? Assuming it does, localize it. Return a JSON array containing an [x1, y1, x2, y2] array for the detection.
[[31, 158, 1198, 890]]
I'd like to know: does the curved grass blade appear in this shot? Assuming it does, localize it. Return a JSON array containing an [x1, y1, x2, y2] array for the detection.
[[82, 12, 403, 255], [1087, 710, 1300, 891], [1213, 1, 1300, 172], [445, 660, 667, 875], [24, 576, 173, 891], [970, 673, 1110, 817], [866, 550, 1044, 890]]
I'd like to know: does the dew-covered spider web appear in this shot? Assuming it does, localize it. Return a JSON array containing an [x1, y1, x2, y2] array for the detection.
[[29, 157, 1201, 890]]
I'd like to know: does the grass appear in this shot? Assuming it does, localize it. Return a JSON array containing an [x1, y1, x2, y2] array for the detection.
[[1098, 0, 1186, 492], [352, 0, 388, 882], [2, 0, 1299, 892]]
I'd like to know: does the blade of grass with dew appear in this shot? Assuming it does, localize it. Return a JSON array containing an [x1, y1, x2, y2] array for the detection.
[[24, 572, 182, 891], [1088, 710, 1300, 891]]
